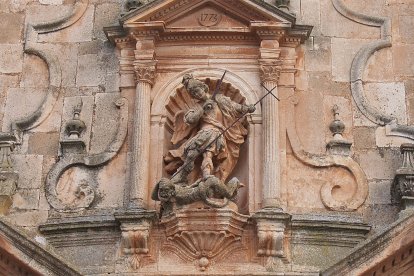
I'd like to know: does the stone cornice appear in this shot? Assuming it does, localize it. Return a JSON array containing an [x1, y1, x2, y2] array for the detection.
[[104, 0, 313, 46], [322, 213, 414, 275], [104, 25, 128, 44], [159, 33, 258, 43], [0, 218, 81, 275]]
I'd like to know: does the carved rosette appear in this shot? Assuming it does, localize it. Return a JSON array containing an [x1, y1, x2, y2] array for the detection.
[[161, 205, 248, 271], [134, 63, 156, 86], [259, 64, 281, 83]]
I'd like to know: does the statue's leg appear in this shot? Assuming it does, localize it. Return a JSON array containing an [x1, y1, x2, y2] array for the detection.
[[172, 149, 198, 184], [202, 151, 214, 178]]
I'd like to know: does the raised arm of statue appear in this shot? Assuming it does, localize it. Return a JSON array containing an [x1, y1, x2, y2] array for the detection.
[[234, 102, 256, 114]]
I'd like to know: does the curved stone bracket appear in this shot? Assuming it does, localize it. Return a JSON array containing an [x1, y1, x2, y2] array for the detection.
[[31, 0, 89, 35], [12, 48, 62, 139], [45, 98, 128, 211], [10, 0, 90, 142], [332, 0, 395, 127], [286, 101, 368, 211]]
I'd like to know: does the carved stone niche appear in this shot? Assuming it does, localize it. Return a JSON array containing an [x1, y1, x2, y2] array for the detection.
[[155, 76, 260, 214], [161, 202, 248, 271]]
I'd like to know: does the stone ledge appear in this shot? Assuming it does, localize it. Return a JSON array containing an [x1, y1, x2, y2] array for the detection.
[[291, 213, 371, 247], [321, 212, 414, 275], [0, 217, 81, 275], [39, 209, 121, 248]]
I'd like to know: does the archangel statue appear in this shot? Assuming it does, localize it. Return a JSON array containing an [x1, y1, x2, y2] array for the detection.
[[152, 74, 255, 215]]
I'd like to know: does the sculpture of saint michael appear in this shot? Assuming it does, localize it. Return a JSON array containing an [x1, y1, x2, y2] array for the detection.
[[152, 74, 255, 216]]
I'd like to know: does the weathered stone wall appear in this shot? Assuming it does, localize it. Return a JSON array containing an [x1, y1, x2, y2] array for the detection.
[[288, 0, 413, 233], [0, 0, 124, 231], [0, 0, 413, 274]]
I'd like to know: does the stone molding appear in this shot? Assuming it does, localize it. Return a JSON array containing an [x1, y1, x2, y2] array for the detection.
[[0, 218, 82, 275], [159, 34, 257, 43], [11, 49, 61, 142], [108, 0, 312, 48], [291, 214, 371, 248], [322, 213, 414, 276], [39, 210, 120, 247], [45, 98, 129, 211], [331, 0, 395, 127]]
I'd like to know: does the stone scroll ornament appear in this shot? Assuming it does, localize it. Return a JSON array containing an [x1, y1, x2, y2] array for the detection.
[[285, 100, 368, 211], [45, 98, 128, 211], [12, 0, 89, 142], [152, 73, 268, 217]]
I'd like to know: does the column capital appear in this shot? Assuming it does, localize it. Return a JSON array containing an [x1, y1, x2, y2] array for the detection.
[[259, 62, 281, 84], [134, 61, 156, 86]]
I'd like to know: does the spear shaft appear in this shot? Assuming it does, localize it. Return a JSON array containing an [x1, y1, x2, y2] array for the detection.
[[170, 83, 279, 181]]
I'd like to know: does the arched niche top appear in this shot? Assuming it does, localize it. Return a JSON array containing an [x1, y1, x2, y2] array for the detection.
[[151, 68, 261, 117], [165, 78, 248, 133]]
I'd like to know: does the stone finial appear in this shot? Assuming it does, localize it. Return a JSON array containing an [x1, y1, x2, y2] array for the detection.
[[124, 0, 151, 12], [65, 99, 86, 139], [327, 105, 352, 156], [275, 0, 290, 11], [329, 105, 346, 140]]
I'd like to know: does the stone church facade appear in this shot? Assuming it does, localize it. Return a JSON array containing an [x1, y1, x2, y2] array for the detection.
[[0, 0, 413, 275]]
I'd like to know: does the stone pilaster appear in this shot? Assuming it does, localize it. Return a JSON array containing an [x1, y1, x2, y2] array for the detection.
[[259, 58, 281, 209], [128, 34, 157, 209], [129, 61, 156, 209]]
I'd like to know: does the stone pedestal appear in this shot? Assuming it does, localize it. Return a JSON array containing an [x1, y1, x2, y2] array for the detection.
[[393, 144, 414, 217], [0, 133, 18, 214], [160, 203, 248, 271], [252, 208, 291, 271], [114, 209, 156, 270]]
